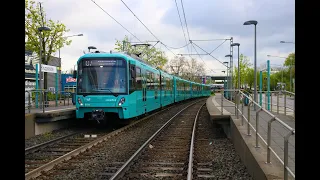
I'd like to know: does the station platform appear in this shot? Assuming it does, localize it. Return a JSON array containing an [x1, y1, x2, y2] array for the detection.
[[25, 105, 75, 114], [206, 93, 295, 179], [25, 105, 75, 123], [25, 105, 76, 139]]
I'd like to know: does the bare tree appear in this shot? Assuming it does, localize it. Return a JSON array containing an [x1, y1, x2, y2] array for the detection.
[[163, 56, 186, 75], [181, 58, 205, 82]]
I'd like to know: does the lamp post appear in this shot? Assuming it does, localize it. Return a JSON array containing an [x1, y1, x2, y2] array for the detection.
[[225, 55, 232, 100], [37, 26, 51, 107], [231, 43, 240, 116], [223, 62, 229, 99], [59, 34, 83, 63], [280, 41, 295, 44], [244, 20, 258, 109], [222, 71, 226, 96], [88, 46, 97, 52], [231, 43, 240, 90]]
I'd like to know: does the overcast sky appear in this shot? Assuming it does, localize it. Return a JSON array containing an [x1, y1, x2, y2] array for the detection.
[[39, 0, 295, 75]]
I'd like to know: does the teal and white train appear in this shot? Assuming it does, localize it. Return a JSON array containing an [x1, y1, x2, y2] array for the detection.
[[73, 51, 211, 124]]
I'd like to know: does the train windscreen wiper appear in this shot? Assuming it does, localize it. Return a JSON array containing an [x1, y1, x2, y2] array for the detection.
[[96, 88, 118, 97]]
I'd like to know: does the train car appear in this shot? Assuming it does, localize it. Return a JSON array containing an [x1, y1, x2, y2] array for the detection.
[[73, 51, 211, 124], [159, 70, 174, 107], [174, 76, 185, 102]]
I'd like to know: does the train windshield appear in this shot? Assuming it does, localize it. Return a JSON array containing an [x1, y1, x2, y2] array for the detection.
[[77, 58, 127, 95]]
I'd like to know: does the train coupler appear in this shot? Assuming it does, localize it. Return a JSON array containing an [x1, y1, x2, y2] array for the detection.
[[91, 109, 105, 123]]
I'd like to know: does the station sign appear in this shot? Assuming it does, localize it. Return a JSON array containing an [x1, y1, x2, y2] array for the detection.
[[37, 64, 57, 73]]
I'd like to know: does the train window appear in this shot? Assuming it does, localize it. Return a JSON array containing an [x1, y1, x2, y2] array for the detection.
[[146, 71, 154, 90], [166, 77, 171, 91], [136, 67, 142, 90], [161, 76, 165, 90], [150, 72, 155, 90], [155, 74, 160, 90], [129, 64, 136, 93]]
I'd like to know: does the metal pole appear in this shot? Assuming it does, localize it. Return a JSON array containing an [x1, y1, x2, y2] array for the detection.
[[267, 117, 275, 163], [259, 71, 262, 106], [241, 100, 244, 126], [289, 63, 292, 92], [284, 93, 287, 115], [237, 46, 240, 91], [39, 33, 42, 108], [267, 60, 270, 110], [247, 101, 251, 136], [237, 45, 240, 119], [284, 131, 294, 180], [226, 66, 229, 99], [255, 109, 261, 148], [254, 24, 257, 110], [277, 92, 279, 114], [35, 64, 39, 108], [42, 91, 45, 113], [236, 92, 239, 119], [55, 72, 58, 107], [221, 90, 223, 115], [230, 37, 233, 102], [271, 92, 273, 112]]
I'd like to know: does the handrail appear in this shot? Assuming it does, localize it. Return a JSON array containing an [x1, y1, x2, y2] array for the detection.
[[221, 89, 295, 179]]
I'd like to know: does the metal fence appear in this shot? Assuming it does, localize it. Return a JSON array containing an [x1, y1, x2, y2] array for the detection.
[[220, 89, 295, 180], [257, 90, 295, 119], [25, 89, 75, 113]]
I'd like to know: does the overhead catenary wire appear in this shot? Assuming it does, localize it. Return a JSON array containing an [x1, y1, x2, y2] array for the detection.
[[174, 0, 190, 54], [209, 39, 227, 54], [190, 41, 205, 64], [90, 0, 142, 43], [192, 42, 228, 68], [120, 0, 189, 51], [190, 39, 231, 41]]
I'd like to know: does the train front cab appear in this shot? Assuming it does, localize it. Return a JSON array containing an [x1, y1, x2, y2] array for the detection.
[[75, 54, 133, 122]]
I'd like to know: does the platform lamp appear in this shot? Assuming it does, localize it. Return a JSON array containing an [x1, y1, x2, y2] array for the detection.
[[225, 54, 232, 100], [88, 46, 97, 53], [243, 20, 258, 110]]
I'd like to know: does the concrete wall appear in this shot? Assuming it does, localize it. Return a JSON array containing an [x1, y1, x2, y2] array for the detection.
[[25, 114, 35, 139], [229, 116, 285, 180]]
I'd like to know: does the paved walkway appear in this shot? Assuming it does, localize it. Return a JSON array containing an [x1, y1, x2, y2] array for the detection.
[[210, 93, 295, 175], [259, 93, 294, 117]]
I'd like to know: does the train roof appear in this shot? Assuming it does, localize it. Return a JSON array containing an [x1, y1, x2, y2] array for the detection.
[[77, 51, 209, 86], [78, 51, 154, 67]]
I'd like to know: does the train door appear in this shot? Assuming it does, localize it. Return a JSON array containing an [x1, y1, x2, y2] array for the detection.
[[155, 73, 160, 108], [141, 66, 147, 113], [135, 66, 144, 115]]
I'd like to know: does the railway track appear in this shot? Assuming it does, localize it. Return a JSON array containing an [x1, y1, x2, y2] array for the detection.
[[25, 131, 82, 155], [25, 129, 112, 178], [107, 100, 205, 179], [32, 98, 204, 180]]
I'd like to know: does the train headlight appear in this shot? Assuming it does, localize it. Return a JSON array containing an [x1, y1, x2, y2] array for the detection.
[[77, 97, 83, 106], [118, 97, 125, 106]]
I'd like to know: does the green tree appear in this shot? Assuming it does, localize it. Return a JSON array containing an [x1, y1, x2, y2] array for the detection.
[[233, 54, 252, 89], [114, 36, 168, 69], [25, 0, 72, 89], [283, 52, 295, 92], [284, 53, 295, 67]]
